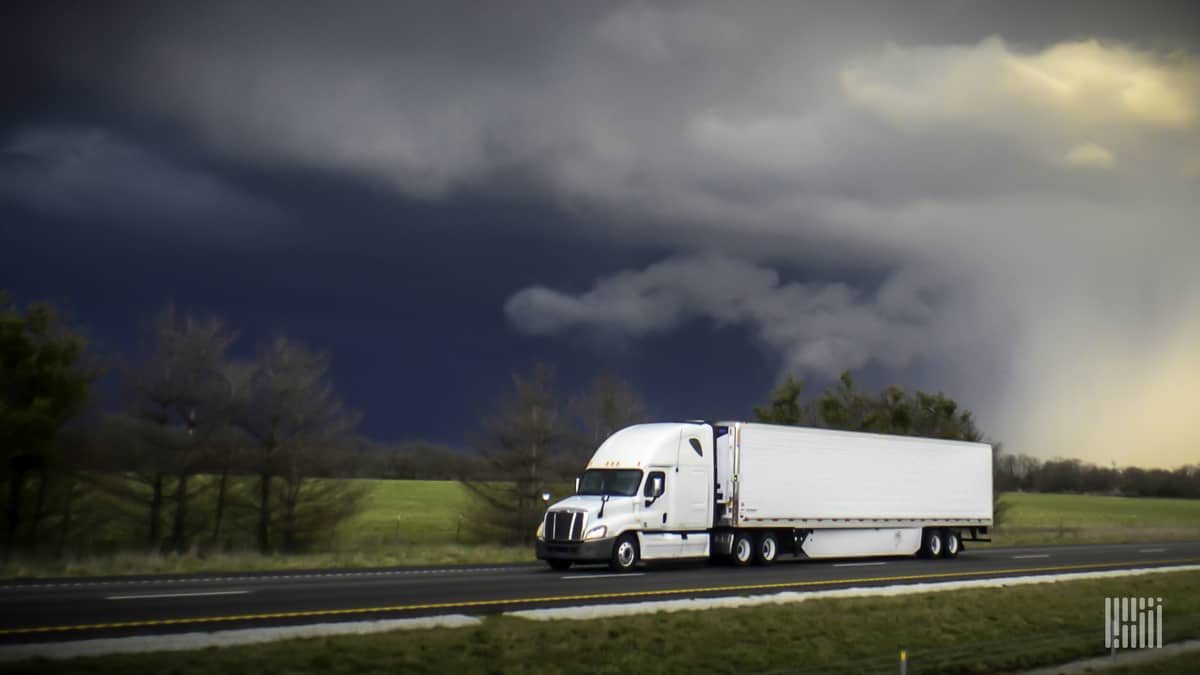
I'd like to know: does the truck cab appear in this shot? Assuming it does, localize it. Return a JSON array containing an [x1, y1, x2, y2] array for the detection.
[[536, 422, 714, 570]]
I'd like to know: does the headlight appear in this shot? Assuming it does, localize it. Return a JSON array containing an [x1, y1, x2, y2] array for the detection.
[[584, 525, 607, 540], [536, 521, 545, 541]]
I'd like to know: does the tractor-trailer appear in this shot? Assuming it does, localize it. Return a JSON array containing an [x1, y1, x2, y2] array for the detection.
[[536, 421, 993, 571]]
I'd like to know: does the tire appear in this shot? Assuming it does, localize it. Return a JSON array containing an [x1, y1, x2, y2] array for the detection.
[[921, 528, 944, 559], [942, 529, 961, 559], [547, 559, 572, 571], [732, 531, 754, 566], [755, 532, 779, 566], [610, 533, 640, 571]]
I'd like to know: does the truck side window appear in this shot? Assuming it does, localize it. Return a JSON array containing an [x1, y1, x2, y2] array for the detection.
[[644, 471, 666, 498], [688, 438, 703, 457]]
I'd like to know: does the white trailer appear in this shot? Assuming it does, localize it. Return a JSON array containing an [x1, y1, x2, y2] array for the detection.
[[536, 421, 993, 571]]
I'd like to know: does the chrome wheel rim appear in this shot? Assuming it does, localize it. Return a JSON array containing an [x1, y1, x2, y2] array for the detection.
[[929, 534, 942, 556], [947, 533, 959, 555], [617, 541, 635, 567]]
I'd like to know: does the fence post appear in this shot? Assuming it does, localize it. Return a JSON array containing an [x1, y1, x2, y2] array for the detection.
[[900, 649, 907, 675]]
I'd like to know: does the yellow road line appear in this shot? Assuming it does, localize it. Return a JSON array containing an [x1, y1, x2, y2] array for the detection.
[[3, 558, 1198, 636]]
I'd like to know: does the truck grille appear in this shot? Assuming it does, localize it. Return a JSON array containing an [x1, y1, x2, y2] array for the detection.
[[544, 510, 585, 542]]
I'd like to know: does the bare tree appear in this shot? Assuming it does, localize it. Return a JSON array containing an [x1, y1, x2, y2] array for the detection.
[[563, 374, 649, 476], [233, 337, 362, 553], [571, 374, 649, 446], [208, 362, 256, 548], [463, 364, 571, 545], [123, 305, 237, 553]]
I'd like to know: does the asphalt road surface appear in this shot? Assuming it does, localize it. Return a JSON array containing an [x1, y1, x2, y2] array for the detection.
[[1, 541, 1197, 643]]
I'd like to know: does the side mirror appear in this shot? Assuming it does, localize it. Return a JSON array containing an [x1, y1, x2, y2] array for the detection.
[[644, 475, 664, 506], [574, 477, 580, 493]]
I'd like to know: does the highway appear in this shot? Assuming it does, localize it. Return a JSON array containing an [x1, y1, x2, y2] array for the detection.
[[1, 541, 1197, 643]]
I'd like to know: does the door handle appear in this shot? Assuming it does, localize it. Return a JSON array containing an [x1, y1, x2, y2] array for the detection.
[[662, 513, 667, 524]]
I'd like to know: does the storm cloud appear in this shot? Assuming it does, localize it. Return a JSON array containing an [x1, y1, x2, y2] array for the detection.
[[506, 255, 949, 379], [9, 1, 1200, 465]]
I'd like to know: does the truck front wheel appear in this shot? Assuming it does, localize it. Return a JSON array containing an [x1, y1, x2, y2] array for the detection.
[[610, 533, 640, 571]]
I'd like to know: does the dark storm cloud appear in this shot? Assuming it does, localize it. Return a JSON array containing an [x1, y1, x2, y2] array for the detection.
[[5, 1, 1200, 465], [0, 129, 281, 231]]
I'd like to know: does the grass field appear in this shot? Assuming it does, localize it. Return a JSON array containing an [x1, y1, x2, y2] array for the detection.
[[3, 481, 1199, 578], [990, 492, 1200, 546], [340, 480, 475, 547], [7, 569, 1198, 674]]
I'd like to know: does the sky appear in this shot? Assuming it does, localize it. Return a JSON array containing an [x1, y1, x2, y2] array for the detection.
[[2, 1, 1198, 467]]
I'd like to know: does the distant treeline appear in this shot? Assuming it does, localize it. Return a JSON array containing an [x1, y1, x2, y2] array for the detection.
[[995, 455, 1200, 499]]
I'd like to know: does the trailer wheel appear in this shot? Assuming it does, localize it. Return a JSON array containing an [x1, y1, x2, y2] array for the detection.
[[732, 531, 754, 566], [755, 533, 778, 566], [610, 533, 640, 571], [921, 528, 944, 558], [942, 530, 961, 559], [547, 559, 572, 571]]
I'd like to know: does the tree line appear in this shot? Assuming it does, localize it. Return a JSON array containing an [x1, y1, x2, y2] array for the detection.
[[0, 293, 650, 557], [2, 295, 364, 560], [995, 455, 1200, 498]]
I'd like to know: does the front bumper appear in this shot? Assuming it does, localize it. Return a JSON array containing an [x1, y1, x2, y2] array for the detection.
[[536, 536, 617, 563]]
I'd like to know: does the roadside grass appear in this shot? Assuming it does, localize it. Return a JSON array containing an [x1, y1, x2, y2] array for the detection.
[[6, 570, 1198, 674], [989, 492, 1200, 546]]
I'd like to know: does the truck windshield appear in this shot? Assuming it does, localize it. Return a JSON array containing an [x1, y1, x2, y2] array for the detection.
[[577, 469, 643, 496]]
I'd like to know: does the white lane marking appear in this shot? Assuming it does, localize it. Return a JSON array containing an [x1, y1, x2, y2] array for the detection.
[[832, 562, 888, 567], [1139, 548, 1167, 553], [561, 573, 645, 580], [1012, 554, 1051, 559], [105, 590, 251, 601]]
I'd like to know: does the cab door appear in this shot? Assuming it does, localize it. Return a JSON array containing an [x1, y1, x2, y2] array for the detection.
[[637, 469, 681, 559]]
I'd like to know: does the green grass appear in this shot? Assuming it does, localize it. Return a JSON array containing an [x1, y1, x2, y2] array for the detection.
[[340, 480, 474, 547], [7, 569, 1198, 674], [991, 492, 1200, 546], [0, 479, 547, 578]]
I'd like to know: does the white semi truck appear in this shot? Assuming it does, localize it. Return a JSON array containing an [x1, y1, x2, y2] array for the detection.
[[536, 421, 993, 571]]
